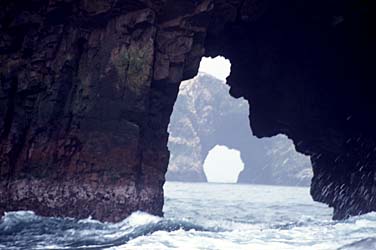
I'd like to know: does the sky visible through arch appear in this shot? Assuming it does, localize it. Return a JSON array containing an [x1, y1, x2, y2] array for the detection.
[[203, 145, 245, 183], [199, 56, 231, 81]]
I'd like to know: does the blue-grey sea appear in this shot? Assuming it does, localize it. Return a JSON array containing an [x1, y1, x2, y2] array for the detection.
[[1, 182, 376, 250]]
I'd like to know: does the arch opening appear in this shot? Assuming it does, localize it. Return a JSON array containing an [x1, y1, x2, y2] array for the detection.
[[203, 145, 244, 183], [199, 56, 231, 81]]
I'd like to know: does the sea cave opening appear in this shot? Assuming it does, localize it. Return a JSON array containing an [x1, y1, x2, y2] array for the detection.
[[2, 2, 375, 248], [166, 56, 312, 186]]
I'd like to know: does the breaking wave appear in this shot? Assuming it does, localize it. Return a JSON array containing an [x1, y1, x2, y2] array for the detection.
[[339, 238, 376, 250], [0, 210, 215, 250], [2, 182, 376, 250]]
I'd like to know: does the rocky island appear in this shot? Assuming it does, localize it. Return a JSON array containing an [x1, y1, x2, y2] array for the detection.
[[167, 72, 312, 186]]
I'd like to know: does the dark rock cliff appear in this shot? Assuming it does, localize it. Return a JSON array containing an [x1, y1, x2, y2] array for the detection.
[[167, 72, 311, 186], [205, 0, 376, 220], [0, 0, 375, 221]]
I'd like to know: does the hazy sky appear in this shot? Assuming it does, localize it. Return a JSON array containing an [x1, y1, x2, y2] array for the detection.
[[203, 145, 244, 183], [199, 56, 231, 81]]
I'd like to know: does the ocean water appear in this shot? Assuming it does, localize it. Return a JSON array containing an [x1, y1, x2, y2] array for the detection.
[[1, 182, 376, 250]]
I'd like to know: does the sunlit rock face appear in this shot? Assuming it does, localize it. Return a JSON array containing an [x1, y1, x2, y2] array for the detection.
[[0, 0, 375, 221], [167, 72, 311, 186]]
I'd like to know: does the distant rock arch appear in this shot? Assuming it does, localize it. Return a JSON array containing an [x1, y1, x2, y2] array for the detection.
[[167, 72, 311, 186]]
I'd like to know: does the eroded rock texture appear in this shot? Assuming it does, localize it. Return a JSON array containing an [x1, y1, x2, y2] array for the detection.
[[0, 1, 165, 222], [0, 0, 375, 221], [167, 72, 311, 185], [0, 0, 215, 222]]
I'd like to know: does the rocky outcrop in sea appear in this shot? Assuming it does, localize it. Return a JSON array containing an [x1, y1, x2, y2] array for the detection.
[[167, 72, 312, 186]]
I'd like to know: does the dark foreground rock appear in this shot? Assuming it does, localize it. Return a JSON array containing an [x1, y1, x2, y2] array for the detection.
[[0, 0, 375, 221]]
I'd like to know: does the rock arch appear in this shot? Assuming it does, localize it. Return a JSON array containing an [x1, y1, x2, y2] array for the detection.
[[167, 72, 311, 185], [0, 0, 375, 221]]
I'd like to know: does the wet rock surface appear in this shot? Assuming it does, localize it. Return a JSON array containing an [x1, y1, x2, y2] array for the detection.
[[0, 0, 375, 221]]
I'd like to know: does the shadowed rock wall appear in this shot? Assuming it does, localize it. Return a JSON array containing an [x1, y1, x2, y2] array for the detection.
[[205, 0, 376, 219], [0, 0, 375, 221]]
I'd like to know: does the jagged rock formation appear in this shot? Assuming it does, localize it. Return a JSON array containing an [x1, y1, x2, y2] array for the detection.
[[0, 0, 375, 221], [167, 72, 312, 185], [238, 134, 313, 186], [167, 72, 247, 182]]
